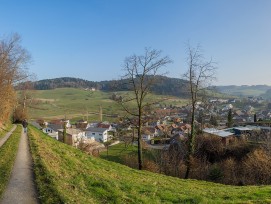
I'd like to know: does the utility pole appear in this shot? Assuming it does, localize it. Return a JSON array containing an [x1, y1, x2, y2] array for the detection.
[[99, 105, 103, 122]]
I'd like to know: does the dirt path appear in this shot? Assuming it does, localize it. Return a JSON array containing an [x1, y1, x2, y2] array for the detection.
[[0, 125, 17, 148], [1, 128, 39, 204]]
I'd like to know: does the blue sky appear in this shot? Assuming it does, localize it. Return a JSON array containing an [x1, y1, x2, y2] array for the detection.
[[1, 0, 270, 85]]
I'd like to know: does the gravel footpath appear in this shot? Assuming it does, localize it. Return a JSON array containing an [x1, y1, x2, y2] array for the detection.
[[1, 128, 39, 204]]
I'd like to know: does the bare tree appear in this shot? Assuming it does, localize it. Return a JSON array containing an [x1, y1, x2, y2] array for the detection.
[[183, 43, 217, 178], [13, 79, 37, 122], [0, 33, 31, 124], [120, 48, 172, 170]]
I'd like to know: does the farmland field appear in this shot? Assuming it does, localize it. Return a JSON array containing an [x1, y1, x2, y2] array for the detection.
[[28, 88, 189, 122]]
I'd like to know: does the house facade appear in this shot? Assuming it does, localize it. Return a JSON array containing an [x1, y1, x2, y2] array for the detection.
[[58, 128, 86, 147], [85, 127, 112, 143], [43, 127, 58, 140]]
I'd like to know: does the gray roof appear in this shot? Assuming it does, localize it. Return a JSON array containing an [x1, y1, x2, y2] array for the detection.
[[233, 127, 252, 131], [86, 127, 108, 133], [203, 128, 234, 138], [48, 124, 63, 132]]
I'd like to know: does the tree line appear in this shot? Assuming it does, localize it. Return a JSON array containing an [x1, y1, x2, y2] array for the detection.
[[31, 76, 190, 97]]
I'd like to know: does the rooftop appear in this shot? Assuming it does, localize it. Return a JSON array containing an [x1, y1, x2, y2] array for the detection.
[[203, 128, 235, 137]]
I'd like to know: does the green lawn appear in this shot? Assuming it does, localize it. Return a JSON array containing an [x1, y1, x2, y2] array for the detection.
[[0, 126, 21, 197], [29, 126, 271, 203], [100, 143, 138, 164]]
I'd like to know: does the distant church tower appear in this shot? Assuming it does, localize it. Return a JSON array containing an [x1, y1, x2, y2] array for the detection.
[[99, 105, 103, 122]]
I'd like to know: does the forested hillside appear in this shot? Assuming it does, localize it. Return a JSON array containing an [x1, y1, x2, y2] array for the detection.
[[33, 76, 190, 97]]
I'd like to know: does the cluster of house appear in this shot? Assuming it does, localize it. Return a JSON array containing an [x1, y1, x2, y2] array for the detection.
[[118, 109, 192, 145], [201, 97, 271, 125], [137, 97, 271, 146], [31, 96, 271, 149], [32, 113, 192, 149], [32, 119, 115, 147]]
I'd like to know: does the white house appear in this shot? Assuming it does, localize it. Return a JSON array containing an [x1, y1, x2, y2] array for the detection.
[[42, 124, 62, 140], [43, 127, 58, 138], [85, 127, 112, 143], [222, 104, 233, 112]]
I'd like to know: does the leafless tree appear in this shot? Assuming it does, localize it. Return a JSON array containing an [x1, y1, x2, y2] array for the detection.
[[120, 48, 172, 170], [183, 43, 217, 178], [14, 80, 36, 122], [0, 33, 31, 124]]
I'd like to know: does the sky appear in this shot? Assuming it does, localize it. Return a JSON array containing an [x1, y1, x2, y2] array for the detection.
[[0, 0, 271, 85]]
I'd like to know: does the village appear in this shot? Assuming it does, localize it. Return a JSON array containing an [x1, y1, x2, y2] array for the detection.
[[31, 95, 271, 154]]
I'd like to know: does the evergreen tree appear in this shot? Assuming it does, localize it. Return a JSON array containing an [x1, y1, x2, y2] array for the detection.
[[254, 113, 257, 123], [210, 115, 218, 127], [227, 109, 233, 128]]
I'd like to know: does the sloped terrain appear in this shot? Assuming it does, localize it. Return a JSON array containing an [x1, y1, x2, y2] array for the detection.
[[29, 126, 271, 203]]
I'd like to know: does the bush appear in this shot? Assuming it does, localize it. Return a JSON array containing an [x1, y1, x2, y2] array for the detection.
[[242, 148, 271, 185], [208, 164, 223, 182]]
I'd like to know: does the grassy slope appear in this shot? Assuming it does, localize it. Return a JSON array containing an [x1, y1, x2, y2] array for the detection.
[[29, 88, 188, 121], [0, 123, 13, 139], [100, 143, 138, 163], [29, 88, 121, 121], [29, 126, 271, 203], [0, 126, 21, 197]]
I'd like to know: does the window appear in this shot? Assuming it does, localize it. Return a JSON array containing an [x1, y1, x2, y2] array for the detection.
[[92, 133, 95, 135]]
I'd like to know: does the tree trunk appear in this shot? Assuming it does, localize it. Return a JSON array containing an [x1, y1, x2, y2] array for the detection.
[[138, 124, 143, 170], [138, 109, 143, 170], [185, 102, 195, 179]]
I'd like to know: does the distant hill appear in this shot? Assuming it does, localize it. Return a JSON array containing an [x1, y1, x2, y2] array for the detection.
[[33, 76, 190, 97], [214, 85, 271, 97], [260, 88, 271, 99], [33, 77, 97, 90]]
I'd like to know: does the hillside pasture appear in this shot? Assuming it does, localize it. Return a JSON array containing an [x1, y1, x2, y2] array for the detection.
[[28, 88, 188, 122]]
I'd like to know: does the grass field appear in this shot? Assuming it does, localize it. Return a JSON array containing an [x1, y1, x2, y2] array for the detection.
[[0, 123, 13, 139], [0, 126, 21, 197], [99, 143, 156, 166], [29, 88, 122, 121], [29, 126, 271, 203], [28, 88, 188, 122], [100, 143, 138, 164]]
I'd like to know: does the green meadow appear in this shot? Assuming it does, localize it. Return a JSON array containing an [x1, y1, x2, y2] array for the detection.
[[29, 88, 188, 122]]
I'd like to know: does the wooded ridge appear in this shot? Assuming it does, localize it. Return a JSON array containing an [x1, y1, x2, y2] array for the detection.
[[32, 76, 191, 97]]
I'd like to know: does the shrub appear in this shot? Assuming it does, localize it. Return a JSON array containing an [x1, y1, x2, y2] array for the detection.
[[208, 164, 223, 182], [242, 148, 271, 185]]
